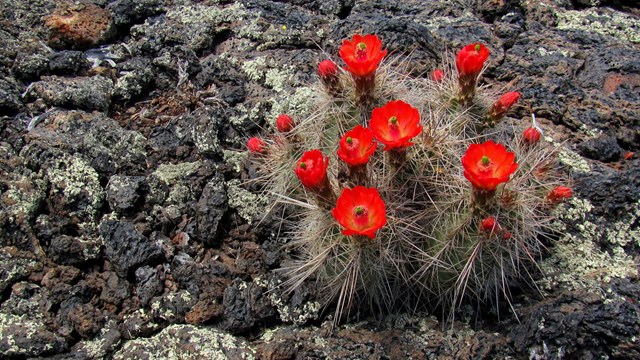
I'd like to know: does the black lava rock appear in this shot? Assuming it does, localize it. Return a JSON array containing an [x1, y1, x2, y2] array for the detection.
[[106, 175, 145, 215], [49, 50, 89, 76], [578, 136, 624, 163], [135, 265, 164, 306], [222, 279, 276, 334], [195, 176, 228, 247], [99, 220, 164, 277]]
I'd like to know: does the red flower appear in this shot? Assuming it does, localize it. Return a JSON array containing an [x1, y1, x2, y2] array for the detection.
[[456, 43, 490, 78], [247, 137, 266, 154], [295, 149, 329, 189], [480, 216, 498, 233], [318, 59, 338, 78], [462, 140, 518, 191], [332, 186, 387, 239], [431, 69, 444, 82], [523, 126, 541, 144], [337, 125, 377, 166], [547, 186, 572, 203], [339, 34, 387, 78], [369, 100, 422, 150], [276, 114, 294, 133]]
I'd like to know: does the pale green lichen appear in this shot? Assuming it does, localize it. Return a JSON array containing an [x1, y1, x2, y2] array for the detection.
[[166, 184, 193, 206], [241, 56, 268, 82], [578, 123, 602, 139], [222, 150, 248, 174], [46, 154, 104, 217], [557, 147, 591, 173], [605, 200, 640, 247], [540, 197, 637, 292], [113, 324, 255, 360], [228, 102, 267, 128], [267, 86, 317, 123], [153, 161, 201, 184], [255, 275, 320, 325], [3, 178, 46, 221], [556, 8, 640, 44], [527, 46, 576, 58], [226, 179, 268, 224], [192, 120, 220, 155], [241, 56, 296, 93], [236, 12, 314, 52], [0, 312, 65, 356], [264, 67, 294, 93], [74, 319, 121, 359], [156, 3, 248, 51]]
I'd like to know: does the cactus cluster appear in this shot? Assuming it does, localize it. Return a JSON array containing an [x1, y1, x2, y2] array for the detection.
[[247, 34, 572, 324]]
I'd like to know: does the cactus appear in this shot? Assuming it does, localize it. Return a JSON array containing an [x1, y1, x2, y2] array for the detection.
[[247, 34, 571, 324]]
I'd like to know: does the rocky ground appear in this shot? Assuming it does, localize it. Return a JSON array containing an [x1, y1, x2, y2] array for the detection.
[[0, 0, 639, 359]]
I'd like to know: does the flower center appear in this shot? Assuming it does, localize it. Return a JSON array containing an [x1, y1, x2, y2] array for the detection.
[[299, 160, 313, 170], [388, 116, 398, 128], [474, 44, 481, 52], [355, 42, 368, 61], [353, 206, 367, 217], [345, 137, 360, 151], [477, 156, 494, 172]]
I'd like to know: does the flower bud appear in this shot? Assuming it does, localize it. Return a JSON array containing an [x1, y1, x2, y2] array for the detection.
[[431, 69, 444, 82], [318, 59, 338, 78], [547, 186, 572, 204], [480, 216, 497, 233], [247, 137, 266, 154], [523, 127, 541, 144], [276, 114, 294, 133], [487, 92, 521, 125]]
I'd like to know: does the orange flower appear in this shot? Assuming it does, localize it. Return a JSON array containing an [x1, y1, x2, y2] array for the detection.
[[339, 34, 387, 78], [332, 186, 387, 239], [369, 100, 422, 150], [337, 125, 377, 166], [295, 149, 329, 189], [276, 114, 294, 133], [456, 43, 490, 79], [462, 140, 518, 191], [247, 137, 266, 154]]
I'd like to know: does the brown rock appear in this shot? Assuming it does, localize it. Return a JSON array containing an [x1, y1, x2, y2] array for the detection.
[[44, 2, 115, 49], [67, 303, 105, 338]]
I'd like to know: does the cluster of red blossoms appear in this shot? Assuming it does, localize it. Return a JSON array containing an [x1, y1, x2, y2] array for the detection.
[[246, 34, 573, 242], [294, 98, 423, 238]]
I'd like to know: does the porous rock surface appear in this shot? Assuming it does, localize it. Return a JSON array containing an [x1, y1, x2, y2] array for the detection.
[[0, 0, 639, 358]]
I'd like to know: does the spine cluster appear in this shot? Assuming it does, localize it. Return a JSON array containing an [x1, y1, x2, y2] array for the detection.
[[247, 34, 572, 323]]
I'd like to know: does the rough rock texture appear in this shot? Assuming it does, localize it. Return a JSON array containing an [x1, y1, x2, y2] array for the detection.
[[0, 0, 638, 358], [44, 2, 115, 49], [113, 324, 255, 359], [99, 220, 164, 277]]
